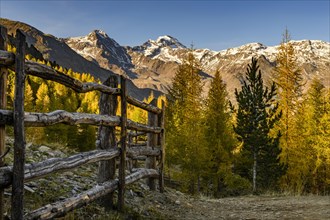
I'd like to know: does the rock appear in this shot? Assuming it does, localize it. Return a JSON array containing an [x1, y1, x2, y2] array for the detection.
[[140, 183, 150, 191], [39, 145, 51, 152], [175, 200, 180, 205], [24, 185, 35, 193], [26, 142, 33, 149]]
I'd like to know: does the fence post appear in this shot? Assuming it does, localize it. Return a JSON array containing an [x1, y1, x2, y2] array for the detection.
[[118, 75, 127, 211], [0, 26, 8, 220], [96, 75, 118, 209], [11, 29, 26, 220], [146, 98, 158, 190], [158, 100, 165, 193]]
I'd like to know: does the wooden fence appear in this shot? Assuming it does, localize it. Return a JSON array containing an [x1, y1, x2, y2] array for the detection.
[[0, 27, 165, 219]]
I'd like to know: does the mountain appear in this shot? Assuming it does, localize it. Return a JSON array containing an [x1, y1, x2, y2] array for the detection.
[[0, 18, 161, 100], [64, 30, 133, 76], [128, 38, 330, 99], [63, 28, 330, 99], [2, 18, 329, 101]]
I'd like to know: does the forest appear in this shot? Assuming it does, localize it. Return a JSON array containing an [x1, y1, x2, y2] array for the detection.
[[5, 30, 330, 197]]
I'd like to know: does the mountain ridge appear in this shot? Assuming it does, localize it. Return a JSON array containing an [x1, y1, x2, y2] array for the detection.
[[1, 18, 329, 101]]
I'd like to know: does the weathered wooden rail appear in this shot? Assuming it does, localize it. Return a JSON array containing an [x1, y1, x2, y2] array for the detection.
[[0, 27, 165, 220]]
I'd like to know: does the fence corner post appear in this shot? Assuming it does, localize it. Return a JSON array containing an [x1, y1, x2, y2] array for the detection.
[[146, 98, 158, 190], [96, 75, 118, 210], [118, 75, 127, 211], [158, 100, 165, 193], [11, 29, 26, 220], [0, 25, 8, 220]]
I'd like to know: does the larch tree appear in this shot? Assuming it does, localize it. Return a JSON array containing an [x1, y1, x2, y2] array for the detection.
[[35, 82, 50, 112], [273, 29, 303, 168], [273, 29, 305, 192], [166, 50, 205, 194], [233, 57, 282, 193], [292, 78, 330, 194], [204, 70, 236, 196]]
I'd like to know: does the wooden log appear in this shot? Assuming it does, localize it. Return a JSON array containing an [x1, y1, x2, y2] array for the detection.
[[129, 142, 147, 147], [0, 25, 8, 220], [158, 100, 165, 193], [118, 76, 127, 211], [0, 50, 15, 66], [131, 156, 147, 161], [0, 109, 121, 127], [12, 29, 26, 220], [127, 147, 161, 158], [0, 109, 161, 133], [146, 99, 158, 190], [0, 110, 161, 133], [0, 149, 120, 188], [0, 109, 13, 125], [24, 168, 158, 220], [128, 131, 145, 137], [17, 60, 120, 95], [127, 119, 161, 133], [127, 95, 161, 115], [96, 76, 118, 209]]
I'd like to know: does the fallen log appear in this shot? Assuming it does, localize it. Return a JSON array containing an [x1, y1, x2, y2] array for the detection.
[[25, 168, 159, 220]]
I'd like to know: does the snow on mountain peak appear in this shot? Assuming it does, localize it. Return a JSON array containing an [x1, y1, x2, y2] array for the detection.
[[132, 35, 186, 62], [92, 29, 108, 39], [65, 29, 131, 68], [155, 35, 186, 49]]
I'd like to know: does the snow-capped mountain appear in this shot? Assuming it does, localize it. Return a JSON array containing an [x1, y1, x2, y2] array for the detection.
[[2, 18, 329, 100], [64, 30, 132, 71], [127, 37, 330, 98], [132, 35, 186, 61], [62, 30, 330, 99]]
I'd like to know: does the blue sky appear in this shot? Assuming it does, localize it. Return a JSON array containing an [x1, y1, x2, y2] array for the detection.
[[1, 0, 329, 50]]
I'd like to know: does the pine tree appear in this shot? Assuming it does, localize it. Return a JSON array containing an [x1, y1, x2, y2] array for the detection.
[[204, 70, 236, 196], [233, 57, 282, 193]]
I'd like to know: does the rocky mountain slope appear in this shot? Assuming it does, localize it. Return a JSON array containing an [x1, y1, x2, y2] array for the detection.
[[0, 18, 161, 100], [129, 37, 330, 98]]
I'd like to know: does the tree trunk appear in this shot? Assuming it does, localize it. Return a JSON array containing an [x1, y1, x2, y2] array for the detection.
[[253, 151, 257, 193]]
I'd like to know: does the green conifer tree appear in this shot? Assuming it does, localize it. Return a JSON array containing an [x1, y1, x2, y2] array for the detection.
[[233, 58, 282, 193]]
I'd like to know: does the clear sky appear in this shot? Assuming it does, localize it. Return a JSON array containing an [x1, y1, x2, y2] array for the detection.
[[1, 0, 329, 51]]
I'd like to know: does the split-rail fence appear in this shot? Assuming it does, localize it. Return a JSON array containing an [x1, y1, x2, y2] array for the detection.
[[0, 27, 165, 219]]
